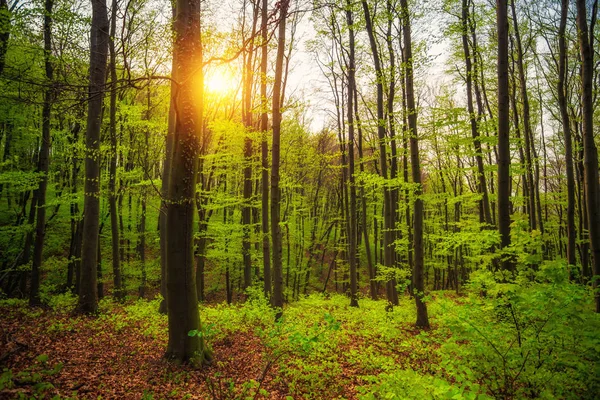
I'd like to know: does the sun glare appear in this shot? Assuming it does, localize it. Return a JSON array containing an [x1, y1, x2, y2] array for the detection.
[[204, 67, 237, 95]]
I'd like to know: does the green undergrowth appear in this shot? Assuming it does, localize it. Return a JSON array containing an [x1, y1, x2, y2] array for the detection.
[[1, 275, 598, 399]]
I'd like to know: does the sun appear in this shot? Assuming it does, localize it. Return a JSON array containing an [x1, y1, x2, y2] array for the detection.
[[204, 66, 237, 95]]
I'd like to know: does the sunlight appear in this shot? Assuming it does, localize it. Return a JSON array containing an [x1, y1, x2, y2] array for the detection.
[[204, 66, 237, 95]]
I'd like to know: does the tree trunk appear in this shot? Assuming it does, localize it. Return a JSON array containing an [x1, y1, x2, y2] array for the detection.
[[355, 90, 376, 300], [29, 0, 54, 307], [558, 0, 576, 270], [164, 0, 211, 365], [0, 0, 10, 76], [77, 0, 109, 314], [496, 0, 512, 273], [242, 3, 258, 290], [108, 0, 123, 300], [576, 0, 600, 312], [270, 0, 289, 318], [345, 0, 358, 308], [510, 0, 536, 232], [362, 0, 397, 306], [461, 0, 492, 226], [260, 0, 271, 299], [400, 0, 429, 329]]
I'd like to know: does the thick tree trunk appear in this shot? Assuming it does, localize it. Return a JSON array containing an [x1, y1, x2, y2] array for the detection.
[[576, 0, 600, 312], [77, 0, 109, 314], [496, 0, 512, 273], [164, 0, 211, 365]]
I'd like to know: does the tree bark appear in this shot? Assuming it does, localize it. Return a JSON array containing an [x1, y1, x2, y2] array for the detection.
[[270, 0, 289, 318], [260, 0, 271, 299], [496, 0, 512, 273], [558, 0, 575, 271], [400, 0, 429, 329], [576, 0, 600, 312], [159, 3, 177, 315], [164, 0, 211, 365], [362, 0, 397, 306], [345, 0, 358, 308], [108, 0, 123, 300], [242, 1, 258, 290], [0, 0, 10, 76], [29, 0, 54, 307], [77, 0, 109, 314], [510, 0, 536, 232], [461, 0, 492, 226]]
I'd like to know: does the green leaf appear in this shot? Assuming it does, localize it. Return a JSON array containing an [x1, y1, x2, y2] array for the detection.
[[36, 354, 49, 364]]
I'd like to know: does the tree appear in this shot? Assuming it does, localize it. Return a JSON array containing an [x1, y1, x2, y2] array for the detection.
[[241, 0, 258, 291], [271, 0, 290, 318], [510, 0, 537, 233], [108, 0, 123, 300], [29, 0, 54, 307], [557, 0, 575, 271], [576, 0, 600, 312], [460, 0, 492, 226], [362, 0, 397, 306], [0, 0, 14, 76], [77, 0, 109, 314], [400, 0, 429, 329], [164, 0, 212, 364], [260, 0, 271, 299], [345, 0, 358, 308], [496, 0, 512, 273]]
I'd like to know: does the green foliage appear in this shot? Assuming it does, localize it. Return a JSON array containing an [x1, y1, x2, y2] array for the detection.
[[0, 354, 63, 398], [47, 292, 77, 312], [437, 274, 600, 399], [121, 297, 167, 338], [357, 368, 493, 400]]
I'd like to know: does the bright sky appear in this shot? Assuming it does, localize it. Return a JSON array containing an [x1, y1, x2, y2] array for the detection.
[[204, 0, 452, 133]]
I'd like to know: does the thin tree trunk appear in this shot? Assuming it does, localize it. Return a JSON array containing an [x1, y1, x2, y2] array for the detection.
[[260, 0, 271, 299], [362, 0, 397, 306], [510, 0, 536, 231], [345, 0, 358, 308], [242, 2, 258, 290], [108, 0, 123, 300], [400, 0, 429, 329], [0, 0, 10, 76], [270, 0, 289, 318], [558, 0, 576, 270], [461, 0, 491, 226], [29, 0, 54, 307]]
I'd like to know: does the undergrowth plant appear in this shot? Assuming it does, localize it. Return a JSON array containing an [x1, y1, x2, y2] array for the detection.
[[437, 263, 600, 399]]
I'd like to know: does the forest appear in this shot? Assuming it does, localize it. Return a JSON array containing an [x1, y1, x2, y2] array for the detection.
[[0, 0, 599, 398]]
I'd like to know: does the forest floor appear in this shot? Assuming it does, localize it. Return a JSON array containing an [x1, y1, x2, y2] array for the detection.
[[0, 283, 598, 399]]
